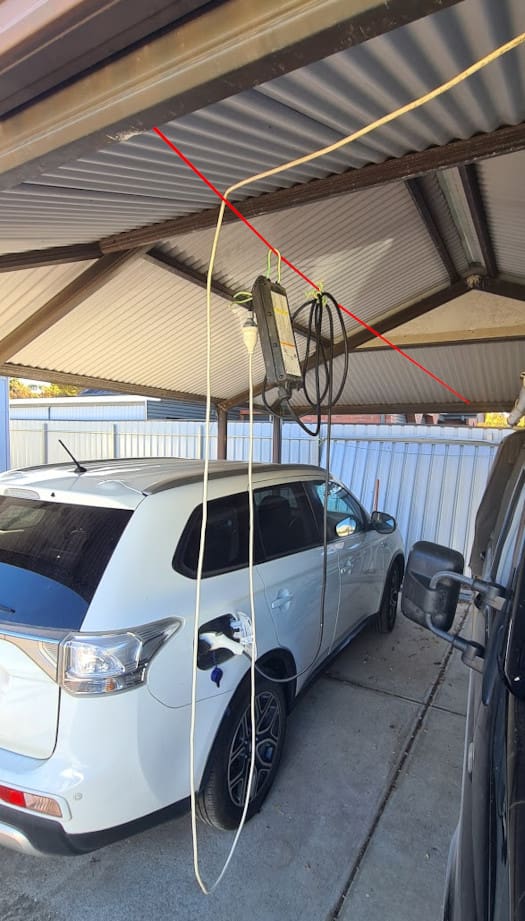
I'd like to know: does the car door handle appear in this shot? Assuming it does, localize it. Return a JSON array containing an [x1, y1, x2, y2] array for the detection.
[[271, 590, 294, 609], [340, 558, 354, 575]]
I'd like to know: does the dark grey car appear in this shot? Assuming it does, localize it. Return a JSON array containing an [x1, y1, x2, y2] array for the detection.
[[401, 430, 525, 921]]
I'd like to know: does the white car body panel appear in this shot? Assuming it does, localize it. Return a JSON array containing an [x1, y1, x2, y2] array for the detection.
[[0, 640, 59, 759], [0, 458, 404, 849]]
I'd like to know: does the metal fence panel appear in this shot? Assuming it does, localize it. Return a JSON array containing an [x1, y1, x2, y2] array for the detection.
[[46, 421, 115, 463], [115, 421, 215, 460], [10, 421, 49, 467], [322, 426, 509, 565], [8, 418, 509, 566]]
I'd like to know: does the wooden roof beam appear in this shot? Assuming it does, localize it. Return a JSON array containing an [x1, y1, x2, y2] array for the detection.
[[0, 363, 221, 405], [458, 163, 498, 278]]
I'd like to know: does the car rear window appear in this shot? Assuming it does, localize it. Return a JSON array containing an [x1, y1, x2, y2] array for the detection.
[[0, 496, 132, 630]]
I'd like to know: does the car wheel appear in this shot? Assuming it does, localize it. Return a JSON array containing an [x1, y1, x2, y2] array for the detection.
[[197, 675, 287, 830], [373, 563, 401, 633]]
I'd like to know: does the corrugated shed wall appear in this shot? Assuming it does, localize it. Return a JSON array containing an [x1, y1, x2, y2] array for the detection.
[[9, 420, 509, 564]]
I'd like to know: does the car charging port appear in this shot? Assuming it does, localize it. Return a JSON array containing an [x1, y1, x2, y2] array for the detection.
[[197, 614, 253, 670]]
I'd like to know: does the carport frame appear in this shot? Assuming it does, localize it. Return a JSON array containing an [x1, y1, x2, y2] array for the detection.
[[0, 121, 524, 458]]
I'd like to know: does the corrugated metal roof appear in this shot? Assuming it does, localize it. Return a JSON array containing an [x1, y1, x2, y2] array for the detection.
[[0, 0, 523, 415], [0, 261, 96, 339], [11, 259, 270, 400], [294, 339, 525, 409], [479, 150, 525, 276], [0, 0, 524, 249], [159, 181, 449, 335]]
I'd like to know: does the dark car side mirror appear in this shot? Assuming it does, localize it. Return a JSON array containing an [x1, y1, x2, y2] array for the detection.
[[402, 541, 465, 631], [370, 510, 396, 534], [401, 541, 507, 672]]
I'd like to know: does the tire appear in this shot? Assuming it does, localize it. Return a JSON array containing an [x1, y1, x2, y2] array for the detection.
[[373, 562, 401, 633], [197, 674, 287, 830]]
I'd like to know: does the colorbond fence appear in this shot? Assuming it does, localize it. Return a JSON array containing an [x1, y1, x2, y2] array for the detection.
[[9, 420, 509, 564]]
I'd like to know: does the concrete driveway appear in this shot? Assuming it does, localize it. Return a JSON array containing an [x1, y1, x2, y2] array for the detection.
[[1, 611, 468, 921]]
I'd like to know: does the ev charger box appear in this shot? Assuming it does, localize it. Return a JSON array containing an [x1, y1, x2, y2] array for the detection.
[[251, 275, 302, 389]]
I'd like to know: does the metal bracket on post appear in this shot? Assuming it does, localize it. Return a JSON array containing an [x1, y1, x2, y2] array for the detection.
[[425, 570, 508, 672]]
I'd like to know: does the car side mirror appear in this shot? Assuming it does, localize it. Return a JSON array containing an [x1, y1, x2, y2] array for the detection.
[[370, 510, 396, 534], [336, 516, 357, 538], [401, 541, 508, 673], [402, 541, 465, 631]]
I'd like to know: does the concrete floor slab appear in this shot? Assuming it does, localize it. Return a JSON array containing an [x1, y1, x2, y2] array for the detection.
[[0, 680, 419, 921], [337, 702, 465, 921], [326, 612, 447, 704], [433, 646, 470, 716], [0, 613, 466, 921]]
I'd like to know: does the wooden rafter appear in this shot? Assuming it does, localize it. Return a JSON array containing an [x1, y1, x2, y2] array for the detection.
[[405, 178, 459, 283], [458, 163, 498, 278], [0, 363, 221, 404]]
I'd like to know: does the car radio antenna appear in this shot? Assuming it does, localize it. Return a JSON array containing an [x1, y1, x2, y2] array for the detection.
[[58, 439, 87, 474]]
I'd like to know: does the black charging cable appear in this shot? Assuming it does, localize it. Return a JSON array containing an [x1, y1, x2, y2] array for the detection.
[[261, 290, 349, 436]]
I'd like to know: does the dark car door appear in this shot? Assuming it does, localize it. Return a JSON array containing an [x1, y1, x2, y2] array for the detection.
[[447, 470, 525, 921]]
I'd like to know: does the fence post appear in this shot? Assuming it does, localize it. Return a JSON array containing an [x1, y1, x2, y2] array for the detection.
[[43, 422, 49, 465], [272, 416, 282, 464], [217, 407, 228, 460], [113, 423, 120, 459]]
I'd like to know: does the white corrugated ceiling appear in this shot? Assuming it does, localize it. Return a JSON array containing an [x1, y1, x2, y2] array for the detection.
[[0, 0, 524, 415]]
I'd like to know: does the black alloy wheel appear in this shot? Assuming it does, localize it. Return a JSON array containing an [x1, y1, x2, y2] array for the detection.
[[197, 675, 287, 830], [374, 564, 401, 633]]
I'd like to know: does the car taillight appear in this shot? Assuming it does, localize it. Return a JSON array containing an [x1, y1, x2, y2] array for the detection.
[[0, 785, 62, 817], [59, 618, 181, 695]]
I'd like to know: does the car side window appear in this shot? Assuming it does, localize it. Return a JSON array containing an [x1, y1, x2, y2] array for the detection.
[[493, 471, 525, 588], [174, 482, 321, 577], [307, 480, 366, 540], [174, 492, 252, 578], [254, 482, 320, 560]]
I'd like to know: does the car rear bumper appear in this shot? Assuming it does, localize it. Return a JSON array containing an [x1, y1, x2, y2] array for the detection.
[[0, 799, 190, 856]]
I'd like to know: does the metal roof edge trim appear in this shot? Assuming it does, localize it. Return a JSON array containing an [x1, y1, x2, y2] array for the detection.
[[0, 0, 459, 190]]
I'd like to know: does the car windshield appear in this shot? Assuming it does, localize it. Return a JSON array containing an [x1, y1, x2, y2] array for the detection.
[[0, 495, 132, 630]]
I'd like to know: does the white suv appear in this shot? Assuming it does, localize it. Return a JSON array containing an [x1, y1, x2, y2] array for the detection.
[[0, 458, 404, 855]]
